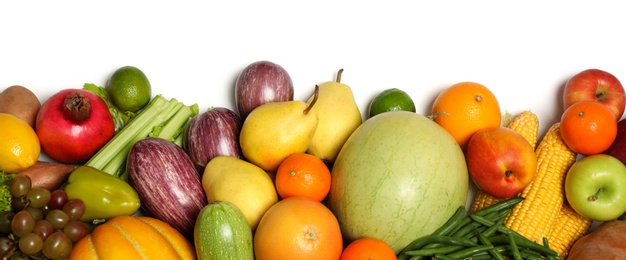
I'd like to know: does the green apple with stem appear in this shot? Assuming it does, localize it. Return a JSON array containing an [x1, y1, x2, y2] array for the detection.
[[565, 154, 626, 221]]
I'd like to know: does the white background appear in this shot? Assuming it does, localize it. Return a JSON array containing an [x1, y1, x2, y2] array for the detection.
[[3, 1, 626, 139]]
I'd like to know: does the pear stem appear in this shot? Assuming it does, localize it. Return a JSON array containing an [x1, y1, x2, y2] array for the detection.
[[336, 68, 344, 83], [304, 85, 319, 115]]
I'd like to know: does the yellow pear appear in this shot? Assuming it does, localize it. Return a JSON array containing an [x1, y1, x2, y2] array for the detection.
[[202, 155, 279, 230], [239, 86, 319, 172], [306, 69, 362, 163]]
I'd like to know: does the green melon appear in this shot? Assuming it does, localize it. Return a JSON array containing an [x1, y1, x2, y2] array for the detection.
[[327, 111, 468, 253]]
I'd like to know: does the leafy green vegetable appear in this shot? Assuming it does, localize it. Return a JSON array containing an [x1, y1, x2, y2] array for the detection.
[[83, 83, 135, 132], [0, 172, 16, 212]]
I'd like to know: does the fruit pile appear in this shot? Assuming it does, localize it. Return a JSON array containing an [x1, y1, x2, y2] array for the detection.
[[1, 61, 626, 259]]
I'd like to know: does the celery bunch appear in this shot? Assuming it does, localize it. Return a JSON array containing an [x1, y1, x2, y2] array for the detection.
[[85, 94, 199, 179]]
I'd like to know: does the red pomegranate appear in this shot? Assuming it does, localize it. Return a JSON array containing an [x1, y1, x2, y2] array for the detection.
[[36, 89, 115, 164]]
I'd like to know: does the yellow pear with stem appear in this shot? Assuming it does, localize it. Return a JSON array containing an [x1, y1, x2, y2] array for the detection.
[[306, 69, 362, 163], [239, 86, 319, 172]]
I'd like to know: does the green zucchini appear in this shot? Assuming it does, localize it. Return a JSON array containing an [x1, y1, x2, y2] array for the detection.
[[194, 200, 254, 260]]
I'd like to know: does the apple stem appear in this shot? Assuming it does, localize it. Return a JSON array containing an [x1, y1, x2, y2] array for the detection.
[[304, 85, 319, 115], [336, 68, 344, 83], [588, 187, 605, 202], [505, 170, 513, 178]]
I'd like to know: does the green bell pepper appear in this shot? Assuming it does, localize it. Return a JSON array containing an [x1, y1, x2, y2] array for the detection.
[[64, 165, 141, 221]]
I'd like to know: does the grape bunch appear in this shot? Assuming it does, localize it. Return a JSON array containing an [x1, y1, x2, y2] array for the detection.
[[0, 175, 89, 259]]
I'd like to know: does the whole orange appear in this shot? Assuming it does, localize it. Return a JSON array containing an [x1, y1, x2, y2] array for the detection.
[[340, 237, 397, 260], [275, 152, 331, 201], [560, 101, 618, 155], [254, 197, 343, 260], [431, 82, 501, 151]]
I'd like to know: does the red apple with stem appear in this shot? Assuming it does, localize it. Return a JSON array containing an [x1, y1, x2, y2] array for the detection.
[[466, 127, 537, 199], [563, 68, 626, 120]]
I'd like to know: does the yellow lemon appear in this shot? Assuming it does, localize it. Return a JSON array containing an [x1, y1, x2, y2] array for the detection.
[[0, 113, 40, 173]]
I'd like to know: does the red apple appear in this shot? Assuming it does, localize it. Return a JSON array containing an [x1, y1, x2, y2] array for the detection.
[[563, 68, 626, 120], [466, 127, 537, 199]]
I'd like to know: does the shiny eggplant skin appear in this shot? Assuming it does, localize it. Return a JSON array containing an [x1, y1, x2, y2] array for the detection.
[[127, 137, 207, 239], [184, 107, 243, 173], [235, 60, 294, 120]]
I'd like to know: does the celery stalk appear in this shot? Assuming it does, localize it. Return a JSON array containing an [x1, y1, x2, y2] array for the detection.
[[85, 94, 198, 178]]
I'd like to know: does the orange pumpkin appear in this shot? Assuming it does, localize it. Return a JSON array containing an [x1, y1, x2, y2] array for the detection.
[[69, 215, 196, 260]]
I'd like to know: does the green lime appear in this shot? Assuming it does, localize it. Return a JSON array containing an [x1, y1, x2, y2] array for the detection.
[[107, 66, 152, 113], [368, 88, 416, 118]]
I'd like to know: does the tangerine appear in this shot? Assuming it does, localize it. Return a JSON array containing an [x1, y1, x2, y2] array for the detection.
[[340, 237, 397, 260], [275, 153, 331, 201], [253, 197, 343, 260], [560, 101, 618, 155], [431, 82, 501, 151]]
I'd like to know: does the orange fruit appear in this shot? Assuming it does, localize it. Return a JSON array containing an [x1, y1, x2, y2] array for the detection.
[[254, 197, 343, 260], [275, 153, 331, 201], [340, 237, 397, 260], [431, 82, 501, 151], [560, 101, 618, 155]]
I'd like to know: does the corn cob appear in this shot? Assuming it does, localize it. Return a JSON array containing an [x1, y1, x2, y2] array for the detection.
[[547, 202, 592, 258], [471, 110, 539, 212], [507, 110, 539, 149], [504, 122, 577, 244]]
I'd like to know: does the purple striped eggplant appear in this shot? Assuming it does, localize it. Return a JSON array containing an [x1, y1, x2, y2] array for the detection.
[[184, 107, 243, 174], [127, 137, 207, 239]]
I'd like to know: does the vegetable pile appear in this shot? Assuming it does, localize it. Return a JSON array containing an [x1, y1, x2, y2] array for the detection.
[[1, 62, 625, 260]]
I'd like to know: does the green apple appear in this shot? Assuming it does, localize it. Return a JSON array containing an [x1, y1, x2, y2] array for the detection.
[[565, 154, 626, 221]]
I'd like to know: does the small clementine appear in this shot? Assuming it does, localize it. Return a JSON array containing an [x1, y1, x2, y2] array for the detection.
[[254, 197, 343, 260], [560, 101, 618, 155], [431, 82, 501, 151], [340, 237, 397, 260], [275, 152, 331, 202]]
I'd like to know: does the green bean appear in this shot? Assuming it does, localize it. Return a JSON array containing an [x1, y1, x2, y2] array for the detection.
[[543, 237, 557, 260], [398, 235, 478, 259], [462, 225, 487, 240], [446, 244, 494, 259], [461, 254, 495, 260], [398, 207, 467, 259], [488, 235, 558, 257], [520, 251, 547, 260], [451, 210, 499, 238], [481, 218, 504, 238], [432, 206, 467, 236], [451, 221, 482, 238], [473, 197, 524, 217], [469, 214, 527, 240], [475, 226, 505, 260], [521, 248, 544, 257], [491, 206, 513, 221], [433, 254, 457, 260], [447, 216, 473, 236], [405, 245, 464, 256], [508, 233, 523, 260]]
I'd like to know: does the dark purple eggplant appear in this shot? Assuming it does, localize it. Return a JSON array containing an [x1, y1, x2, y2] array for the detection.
[[184, 107, 243, 173], [235, 60, 294, 119], [126, 137, 207, 240]]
